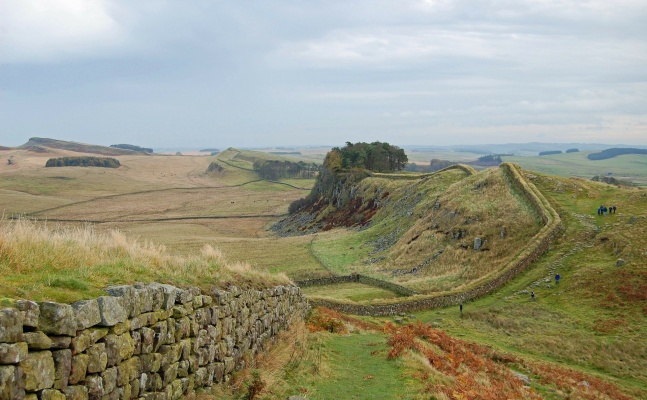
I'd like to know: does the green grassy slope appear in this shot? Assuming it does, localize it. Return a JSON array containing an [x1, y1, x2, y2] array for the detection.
[[410, 174, 647, 396], [504, 152, 647, 186]]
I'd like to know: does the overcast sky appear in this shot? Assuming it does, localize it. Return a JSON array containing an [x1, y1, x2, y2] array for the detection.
[[1, 0, 646, 149]]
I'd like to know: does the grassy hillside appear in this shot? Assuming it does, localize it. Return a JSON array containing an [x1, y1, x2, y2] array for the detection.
[[504, 151, 647, 186], [1, 142, 645, 398], [404, 174, 647, 397], [278, 165, 546, 299], [19, 137, 138, 156]]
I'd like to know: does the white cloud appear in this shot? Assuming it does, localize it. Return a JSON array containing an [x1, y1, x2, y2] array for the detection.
[[0, 0, 127, 64]]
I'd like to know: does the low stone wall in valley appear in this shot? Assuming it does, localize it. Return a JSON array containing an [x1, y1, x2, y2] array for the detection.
[[296, 274, 418, 297], [0, 283, 308, 400]]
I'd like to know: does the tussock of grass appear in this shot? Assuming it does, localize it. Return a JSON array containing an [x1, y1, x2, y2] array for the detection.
[[0, 218, 291, 303]]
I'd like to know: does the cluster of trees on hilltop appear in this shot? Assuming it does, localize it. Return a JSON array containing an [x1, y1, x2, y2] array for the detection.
[[288, 141, 408, 215], [326, 141, 408, 172], [110, 144, 153, 154], [45, 157, 121, 168], [588, 148, 647, 160], [253, 160, 320, 180]]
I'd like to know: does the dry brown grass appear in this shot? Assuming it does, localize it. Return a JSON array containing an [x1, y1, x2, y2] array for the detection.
[[0, 148, 313, 275], [0, 218, 291, 303]]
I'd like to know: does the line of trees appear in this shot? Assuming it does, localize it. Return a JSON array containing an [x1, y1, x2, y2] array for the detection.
[[588, 148, 647, 160], [538, 150, 562, 156], [45, 157, 121, 168], [253, 160, 320, 180], [326, 141, 408, 172], [110, 144, 153, 153]]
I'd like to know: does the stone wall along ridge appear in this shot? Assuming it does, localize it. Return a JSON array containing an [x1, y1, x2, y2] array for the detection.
[[305, 163, 562, 316], [0, 283, 308, 400]]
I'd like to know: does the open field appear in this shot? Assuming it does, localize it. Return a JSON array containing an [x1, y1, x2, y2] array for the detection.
[[504, 152, 647, 186]]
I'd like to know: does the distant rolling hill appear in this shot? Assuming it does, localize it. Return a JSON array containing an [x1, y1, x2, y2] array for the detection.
[[18, 137, 141, 156]]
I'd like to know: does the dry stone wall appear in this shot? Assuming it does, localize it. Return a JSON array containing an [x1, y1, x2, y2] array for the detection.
[[306, 163, 563, 316], [0, 283, 308, 400], [296, 274, 418, 296]]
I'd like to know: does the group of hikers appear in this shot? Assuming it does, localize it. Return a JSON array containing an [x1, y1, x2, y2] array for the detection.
[[597, 204, 617, 215]]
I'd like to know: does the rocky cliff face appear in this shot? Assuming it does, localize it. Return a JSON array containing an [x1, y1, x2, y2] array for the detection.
[[0, 283, 308, 400]]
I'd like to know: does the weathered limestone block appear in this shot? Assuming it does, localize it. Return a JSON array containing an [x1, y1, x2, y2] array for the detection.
[[188, 317, 200, 338], [20, 350, 55, 391], [116, 357, 141, 387], [15, 300, 39, 329], [129, 313, 149, 330], [131, 330, 142, 355], [140, 327, 155, 354], [194, 367, 208, 387], [0, 342, 28, 364], [149, 372, 162, 392], [179, 339, 191, 361], [175, 289, 193, 305], [104, 285, 136, 318], [149, 285, 166, 312], [49, 336, 72, 350], [0, 365, 24, 400], [0, 308, 23, 343], [174, 317, 190, 342], [104, 333, 135, 367], [120, 383, 131, 400], [165, 318, 176, 346], [71, 300, 101, 331], [196, 348, 210, 366], [140, 353, 161, 373], [162, 362, 178, 387], [84, 374, 103, 399], [212, 362, 225, 384], [86, 343, 107, 374], [52, 349, 71, 390], [159, 344, 182, 371], [150, 284, 177, 311], [96, 297, 128, 327], [38, 302, 76, 337], [223, 357, 235, 374], [70, 328, 108, 355], [101, 367, 117, 394], [201, 295, 212, 306], [171, 306, 188, 319], [152, 322, 168, 352], [195, 308, 210, 328], [40, 388, 66, 400], [109, 320, 130, 336], [177, 360, 189, 378], [62, 385, 88, 400], [129, 378, 140, 398], [23, 331, 53, 350], [69, 353, 88, 385], [209, 306, 221, 323], [133, 284, 153, 314], [154, 308, 172, 323], [188, 355, 198, 374], [25, 394, 37, 400], [171, 378, 183, 400]]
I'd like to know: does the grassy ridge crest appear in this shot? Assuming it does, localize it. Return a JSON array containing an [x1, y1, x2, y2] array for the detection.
[[306, 163, 563, 314]]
